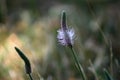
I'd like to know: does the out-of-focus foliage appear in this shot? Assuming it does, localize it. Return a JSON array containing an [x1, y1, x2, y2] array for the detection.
[[0, 0, 120, 80]]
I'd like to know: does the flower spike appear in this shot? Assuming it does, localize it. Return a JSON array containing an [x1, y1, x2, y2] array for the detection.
[[57, 10, 75, 47], [15, 47, 31, 74]]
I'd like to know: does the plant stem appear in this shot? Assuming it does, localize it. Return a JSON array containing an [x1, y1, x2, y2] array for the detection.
[[89, 60, 99, 80], [69, 47, 87, 80], [28, 74, 33, 80], [109, 40, 113, 76]]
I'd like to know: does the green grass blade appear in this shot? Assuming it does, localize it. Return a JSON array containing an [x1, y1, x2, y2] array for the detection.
[[103, 69, 113, 80]]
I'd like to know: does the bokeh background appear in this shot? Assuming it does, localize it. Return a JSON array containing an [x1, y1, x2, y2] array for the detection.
[[0, 0, 120, 80]]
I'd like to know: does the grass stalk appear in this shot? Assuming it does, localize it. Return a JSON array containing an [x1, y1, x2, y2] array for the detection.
[[69, 46, 87, 80], [28, 74, 33, 80]]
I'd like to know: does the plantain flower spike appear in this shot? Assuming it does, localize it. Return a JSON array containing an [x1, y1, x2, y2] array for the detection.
[[15, 47, 31, 74], [57, 10, 75, 48]]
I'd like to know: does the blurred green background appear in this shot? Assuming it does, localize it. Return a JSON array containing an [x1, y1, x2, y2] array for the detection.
[[0, 0, 120, 80]]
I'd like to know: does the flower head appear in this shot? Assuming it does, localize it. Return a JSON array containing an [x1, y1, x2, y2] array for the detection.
[[15, 47, 31, 74], [57, 11, 75, 47]]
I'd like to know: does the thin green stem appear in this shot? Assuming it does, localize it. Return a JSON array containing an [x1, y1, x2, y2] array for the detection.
[[109, 40, 113, 76], [89, 60, 99, 80], [69, 47, 87, 80], [28, 74, 33, 80], [86, 0, 109, 45]]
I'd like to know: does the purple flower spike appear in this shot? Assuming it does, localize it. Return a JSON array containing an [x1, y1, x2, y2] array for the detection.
[[57, 11, 75, 47]]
